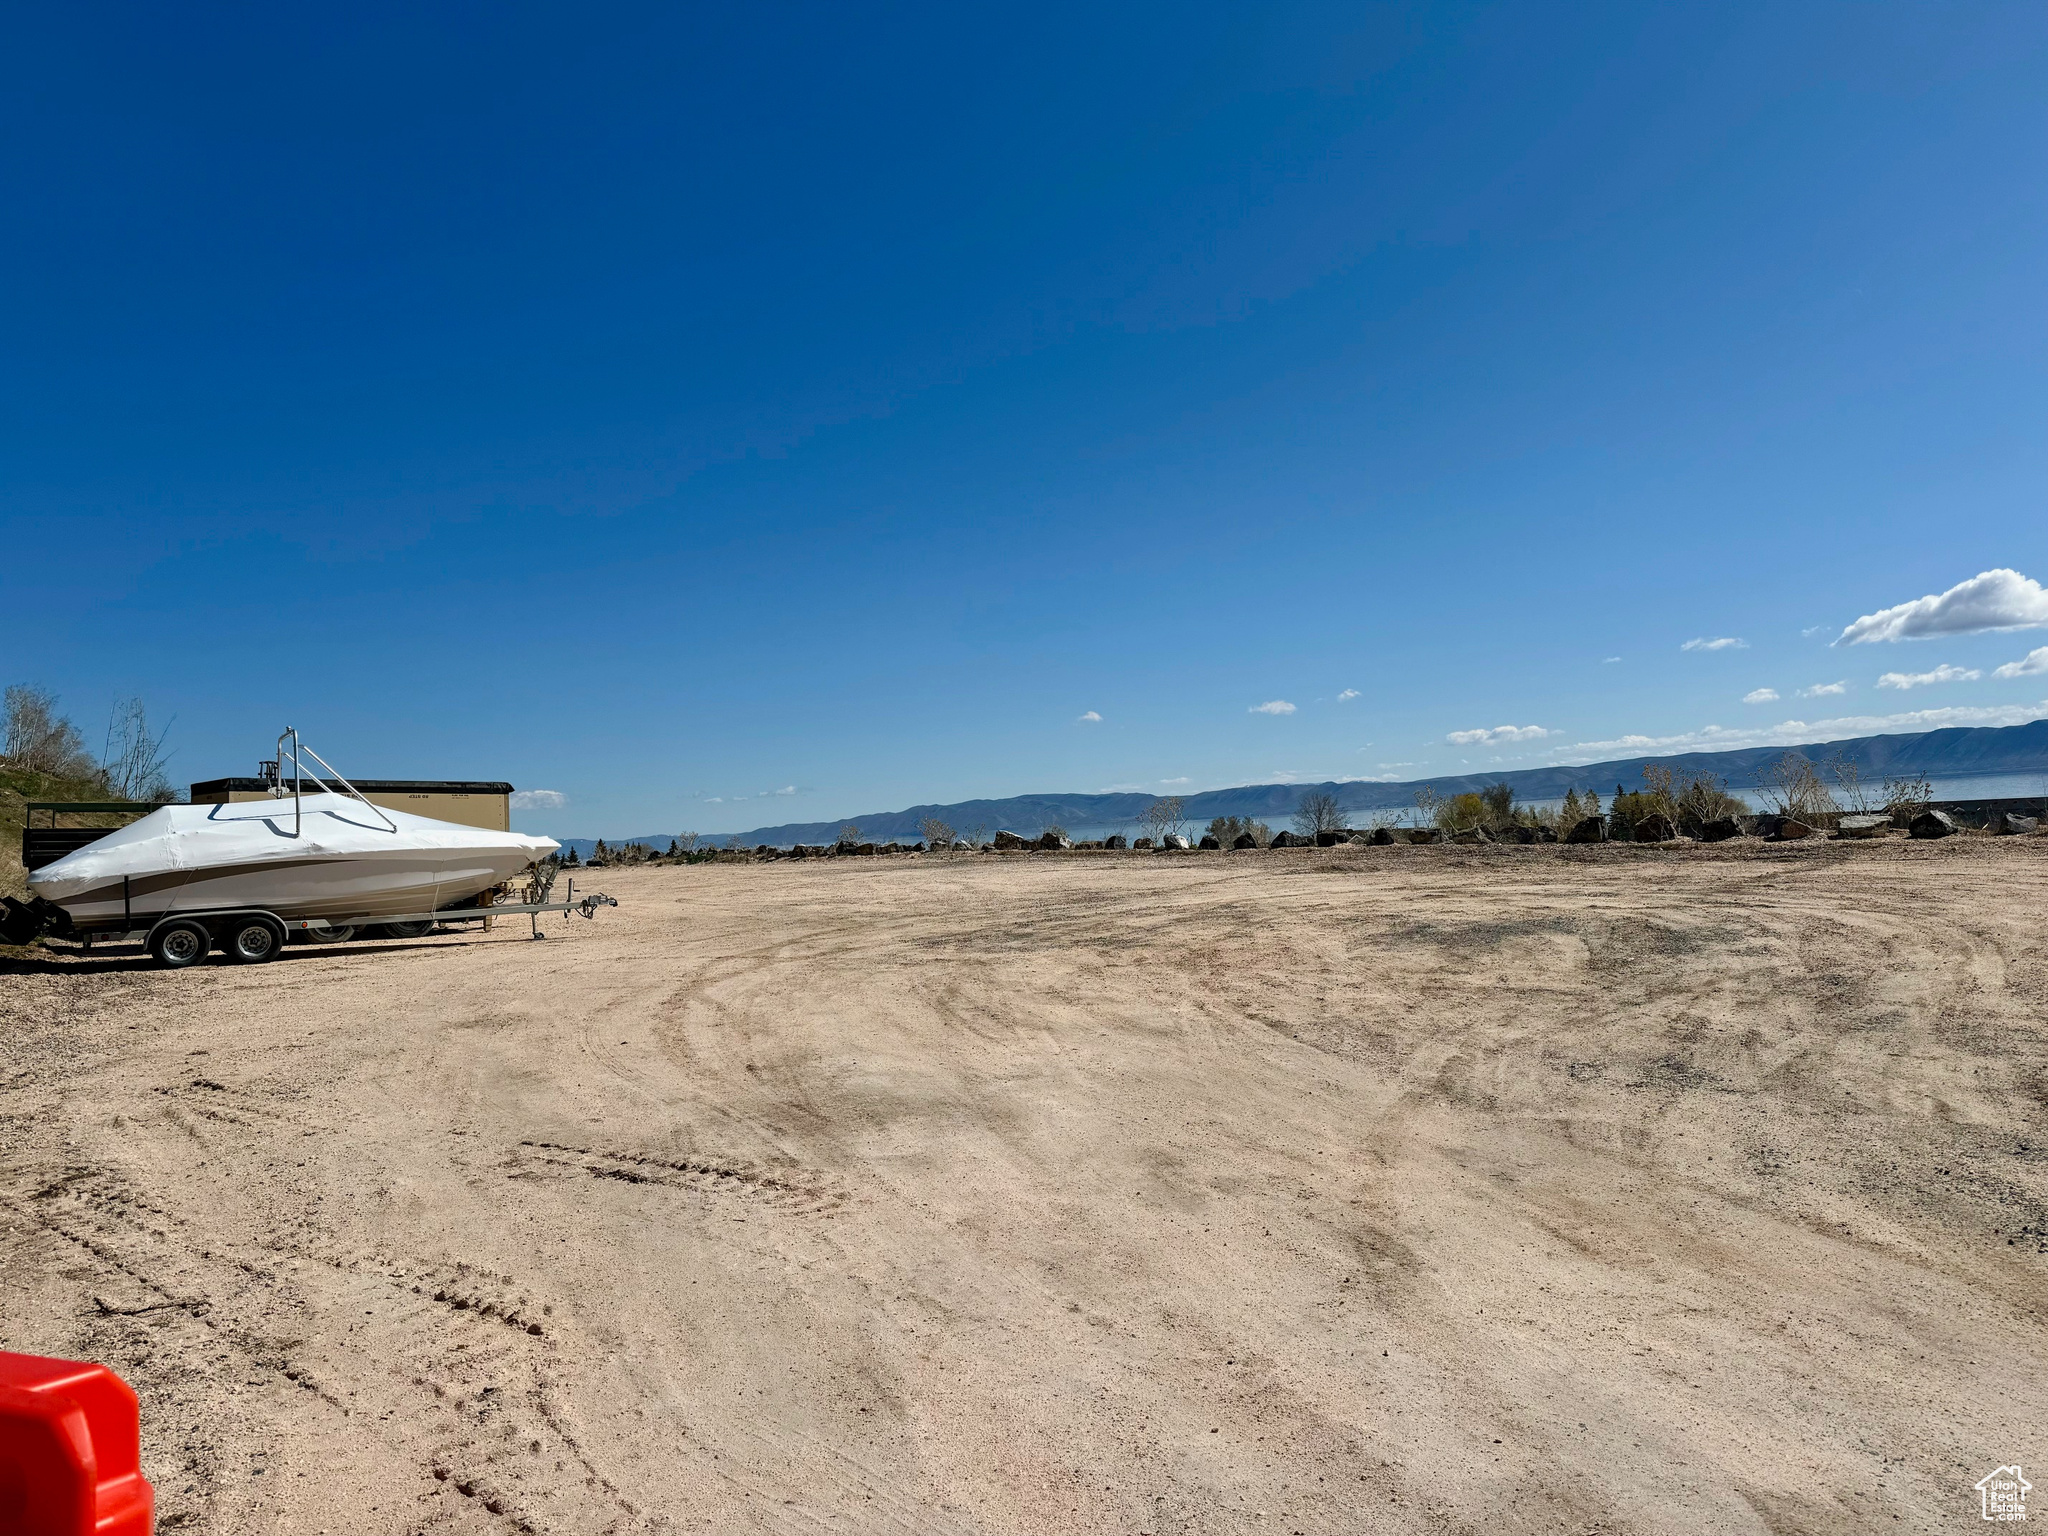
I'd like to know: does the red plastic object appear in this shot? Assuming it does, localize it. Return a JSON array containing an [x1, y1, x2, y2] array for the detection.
[[0, 1351, 153, 1535]]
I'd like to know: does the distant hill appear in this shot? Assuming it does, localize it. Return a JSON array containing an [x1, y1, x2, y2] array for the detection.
[[555, 717, 2048, 854]]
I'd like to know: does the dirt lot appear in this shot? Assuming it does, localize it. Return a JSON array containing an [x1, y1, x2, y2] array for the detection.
[[2, 841, 2044, 1534]]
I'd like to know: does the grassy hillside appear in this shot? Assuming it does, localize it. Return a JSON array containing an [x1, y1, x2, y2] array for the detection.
[[0, 763, 131, 903]]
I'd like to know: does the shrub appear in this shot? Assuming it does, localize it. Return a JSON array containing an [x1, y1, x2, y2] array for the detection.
[[1756, 753, 1839, 826], [1208, 815, 1271, 847]]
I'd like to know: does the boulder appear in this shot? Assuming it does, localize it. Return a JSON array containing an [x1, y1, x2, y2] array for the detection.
[[1037, 832, 1072, 851], [1102, 834, 1128, 850], [1632, 812, 1676, 844], [951, 840, 971, 850], [1368, 827, 1404, 846], [856, 843, 879, 856], [1133, 837, 1154, 849], [1159, 833, 1191, 851], [1268, 831, 1305, 848], [1997, 812, 2039, 836], [1408, 827, 1444, 845], [1837, 814, 1887, 839], [1531, 825, 1558, 843], [1197, 835, 1221, 850], [1699, 817, 1745, 843], [1565, 816, 1606, 844], [1493, 824, 1536, 845], [993, 830, 1030, 850], [1773, 820, 1814, 841], [1232, 832, 1259, 850], [1314, 830, 1349, 847], [1451, 826, 1492, 844]]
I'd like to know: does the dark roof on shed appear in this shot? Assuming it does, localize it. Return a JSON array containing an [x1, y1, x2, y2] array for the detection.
[[191, 778, 515, 796]]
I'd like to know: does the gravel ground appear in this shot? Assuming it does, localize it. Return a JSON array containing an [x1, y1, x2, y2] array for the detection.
[[2, 839, 2044, 1534]]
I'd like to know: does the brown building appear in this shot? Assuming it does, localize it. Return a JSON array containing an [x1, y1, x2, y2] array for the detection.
[[189, 778, 515, 832]]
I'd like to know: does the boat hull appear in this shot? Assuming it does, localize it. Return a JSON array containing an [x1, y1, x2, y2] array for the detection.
[[28, 794, 558, 933]]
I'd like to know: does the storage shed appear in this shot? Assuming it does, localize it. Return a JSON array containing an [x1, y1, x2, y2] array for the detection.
[[190, 778, 515, 832]]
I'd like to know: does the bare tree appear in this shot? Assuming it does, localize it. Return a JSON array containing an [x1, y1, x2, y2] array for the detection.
[[100, 697, 175, 801], [675, 831, 702, 856], [1825, 753, 1875, 814], [963, 822, 987, 850], [1879, 775, 1932, 823], [1412, 786, 1444, 829], [725, 832, 749, 852], [918, 816, 955, 852], [1757, 753, 1839, 824], [3, 685, 96, 777], [1140, 796, 1187, 844], [1293, 791, 1345, 837]]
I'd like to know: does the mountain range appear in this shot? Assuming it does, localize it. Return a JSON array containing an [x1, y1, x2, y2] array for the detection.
[[554, 718, 2048, 855]]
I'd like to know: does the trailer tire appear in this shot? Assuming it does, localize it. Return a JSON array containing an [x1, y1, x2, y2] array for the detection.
[[150, 920, 212, 970], [381, 920, 435, 939], [225, 917, 284, 964]]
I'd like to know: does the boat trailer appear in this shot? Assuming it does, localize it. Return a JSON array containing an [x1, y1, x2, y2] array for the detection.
[[0, 883, 617, 968]]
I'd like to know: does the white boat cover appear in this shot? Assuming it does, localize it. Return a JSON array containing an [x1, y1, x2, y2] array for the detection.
[[29, 793, 559, 928]]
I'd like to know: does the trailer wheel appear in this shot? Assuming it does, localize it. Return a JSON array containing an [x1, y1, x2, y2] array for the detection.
[[382, 920, 434, 939], [150, 920, 212, 970], [225, 918, 283, 964]]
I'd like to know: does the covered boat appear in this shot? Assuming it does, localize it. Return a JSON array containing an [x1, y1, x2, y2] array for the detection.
[[27, 792, 557, 932], [3, 729, 562, 967]]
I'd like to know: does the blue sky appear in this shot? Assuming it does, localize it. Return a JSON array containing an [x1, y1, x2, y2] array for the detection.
[[3, 3, 2044, 835]]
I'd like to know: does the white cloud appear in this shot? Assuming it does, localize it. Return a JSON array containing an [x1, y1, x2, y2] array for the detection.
[[1681, 637, 1748, 652], [1446, 724, 1552, 745], [1076, 710, 1102, 723], [1802, 624, 1827, 638], [1602, 656, 1621, 664], [1840, 568, 2048, 645], [1250, 700, 1297, 715], [1159, 776, 1192, 785], [1376, 761, 1415, 769], [771, 785, 797, 796], [1337, 688, 1359, 701], [1359, 773, 1403, 782], [1876, 664, 1981, 690], [1799, 681, 1848, 697], [1742, 688, 1779, 704], [1994, 646, 2048, 679], [1556, 701, 2048, 759], [509, 789, 566, 810]]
